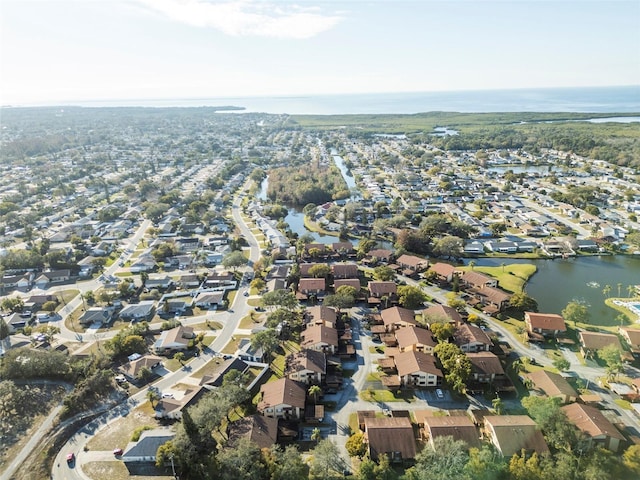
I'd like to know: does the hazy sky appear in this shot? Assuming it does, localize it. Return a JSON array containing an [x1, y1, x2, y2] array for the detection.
[[1, 0, 639, 104]]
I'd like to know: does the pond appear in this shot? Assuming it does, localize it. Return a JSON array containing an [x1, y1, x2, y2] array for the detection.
[[468, 255, 640, 323]]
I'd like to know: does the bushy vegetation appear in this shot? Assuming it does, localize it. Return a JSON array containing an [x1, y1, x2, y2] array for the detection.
[[267, 163, 350, 206]]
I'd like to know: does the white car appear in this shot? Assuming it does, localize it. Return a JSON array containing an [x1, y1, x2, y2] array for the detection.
[[435, 389, 444, 399]]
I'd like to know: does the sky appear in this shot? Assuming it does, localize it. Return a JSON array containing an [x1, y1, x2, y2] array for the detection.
[[1, 0, 639, 105]]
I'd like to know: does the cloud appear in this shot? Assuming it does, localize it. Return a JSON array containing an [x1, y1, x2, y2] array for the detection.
[[132, 0, 343, 39]]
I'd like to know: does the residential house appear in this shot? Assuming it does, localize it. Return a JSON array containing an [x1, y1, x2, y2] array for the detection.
[[467, 352, 506, 386], [333, 278, 362, 293], [34, 269, 71, 289], [284, 349, 326, 385], [460, 271, 498, 289], [523, 370, 578, 404], [119, 354, 163, 382], [454, 323, 492, 352], [154, 387, 207, 420], [428, 263, 456, 283], [579, 331, 624, 359], [119, 300, 155, 322], [561, 403, 625, 453], [5, 312, 29, 333], [300, 263, 325, 277], [484, 415, 549, 457], [298, 278, 326, 297], [301, 324, 338, 354], [395, 326, 437, 353], [78, 306, 115, 326], [235, 337, 266, 363], [25, 294, 58, 311], [619, 327, 640, 355], [179, 274, 201, 289], [258, 378, 306, 420], [396, 254, 429, 275], [472, 286, 512, 315], [153, 325, 195, 355], [267, 265, 291, 280], [305, 306, 337, 327], [129, 256, 157, 273], [0, 273, 33, 292], [144, 276, 174, 290], [484, 241, 518, 253], [122, 428, 175, 469], [422, 304, 462, 325], [394, 350, 443, 387], [331, 263, 359, 279], [364, 417, 417, 463], [525, 312, 567, 340], [366, 249, 394, 264], [199, 357, 249, 388], [227, 415, 280, 449], [193, 291, 224, 309], [423, 415, 481, 449], [381, 306, 418, 332], [367, 281, 397, 305]]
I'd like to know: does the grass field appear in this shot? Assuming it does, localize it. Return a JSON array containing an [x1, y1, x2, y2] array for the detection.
[[458, 264, 537, 293]]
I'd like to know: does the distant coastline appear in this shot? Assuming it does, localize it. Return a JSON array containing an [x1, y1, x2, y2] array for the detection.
[[4, 85, 639, 115]]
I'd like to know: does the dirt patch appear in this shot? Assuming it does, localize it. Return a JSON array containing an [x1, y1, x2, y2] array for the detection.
[[83, 460, 174, 480], [85, 403, 159, 451]]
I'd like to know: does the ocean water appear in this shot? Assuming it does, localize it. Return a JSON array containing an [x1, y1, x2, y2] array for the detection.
[[73, 85, 640, 115]]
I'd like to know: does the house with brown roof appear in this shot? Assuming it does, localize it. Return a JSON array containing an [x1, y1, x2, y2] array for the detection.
[[258, 378, 306, 420], [472, 285, 512, 314], [523, 370, 578, 404], [562, 403, 625, 453], [300, 263, 325, 277], [619, 326, 640, 354], [394, 350, 443, 387], [428, 263, 456, 283], [525, 312, 567, 339], [461, 271, 497, 289], [332, 263, 359, 279], [395, 326, 437, 353], [301, 324, 338, 354], [368, 281, 397, 299], [364, 416, 417, 463], [331, 241, 354, 255], [381, 306, 418, 332], [119, 354, 164, 382], [333, 278, 362, 293], [227, 414, 279, 449], [423, 415, 481, 449], [454, 323, 492, 352], [467, 352, 506, 386], [484, 415, 549, 457], [396, 254, 429, 275], [153, 325, 195, 355], [305, 306, 337, 327], [422, 304, 462, 325], [366, 249, 394, 264], [284, 349, 326, 385], [579, 331, 623, 359], [298, 278, 326, 297], [154, 387, 207, 420]]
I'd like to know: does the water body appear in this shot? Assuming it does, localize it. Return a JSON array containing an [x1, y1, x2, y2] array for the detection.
[[332, 153, 357, 191], [487, 165, 551, 174], [470, 256, 640, 323], [54, 86, 640, 114]]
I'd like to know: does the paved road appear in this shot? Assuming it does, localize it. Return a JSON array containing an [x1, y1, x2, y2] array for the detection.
[[51, 184, 262, 480]]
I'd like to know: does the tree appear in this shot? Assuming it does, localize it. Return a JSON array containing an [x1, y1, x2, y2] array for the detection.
[[446, 293, 467, 312], [0, 318, 9, 341], [430, 321, 455, 343], [492, 396, 504, 414], [509, 292, 539, 312], [309, 439, 346, 479], [408, 435, 469, 480], [623, 444, 640, 478], [222, 250, 248, 271], [433, 343, 471, 394], [463, 445, 506, 480], [1, 297, 24, 313], [311, 427, 322, 444], [147, 388, 160, 407], [598, 344, 624, 380], [345, 432, 367, 459], [308, 264, 331, 278], [174, 352, 185, 365], [562, 301, 589, 326], [217, 437, 268, 480], [250, 277, 266, 292], [268, 444, 309, 480], [308, 384, 322, 404], [602, 284, 612, 298], [433, 235, 463, 260], [36, 324, 60, 343], [397, 285, 427, 309], [373, 265, 395, 281], [251, 328, 280, 360], [509, 451, 544, 480], [261, 289, 298, 311], [553, 358, 571, 372]]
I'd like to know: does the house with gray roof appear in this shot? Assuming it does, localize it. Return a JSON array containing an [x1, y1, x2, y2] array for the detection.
[[119, 300, 156, 322], [122, 428, 174, 469]]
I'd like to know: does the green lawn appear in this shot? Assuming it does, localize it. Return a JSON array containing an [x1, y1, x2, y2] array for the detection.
[[459, 264, 537, 293]]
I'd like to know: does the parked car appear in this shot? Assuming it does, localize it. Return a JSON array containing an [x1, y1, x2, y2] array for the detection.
[[435, 389, 444, 399], [66, 452, 75, 465], [113, 448, 123, 456]]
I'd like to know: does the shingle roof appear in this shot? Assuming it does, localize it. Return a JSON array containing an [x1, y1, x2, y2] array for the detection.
[[284, 349, 327, 376], [365, 417, 417, 460], [524, 370, 577, 400], [561, 403, 625, 441], [395, 350, 442, 377], [301, 324, 338, 347], [485, 415, 549, 457], [525, 312, 567, 332], [454, 323, 492, 347], [423, 415, 481, 448], [423, 304, 462, 324], [259, 378, 306, 410], [122, 428, 174, 460], [467, 352, 505, 376], [381, 306, 417, 328], [579, 331, 623, 350], [368, 281, 397, 296], [395, 326, 437, 350]]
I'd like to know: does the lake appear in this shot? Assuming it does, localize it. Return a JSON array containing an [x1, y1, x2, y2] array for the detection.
[[470, 255, 640, 323]]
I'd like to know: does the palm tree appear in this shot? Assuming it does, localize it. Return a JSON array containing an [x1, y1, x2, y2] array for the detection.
[[311, 427, 321, 444], [602, 285, 611, 298], [501, 262, 506, 273], [469, 260, 476, 271], [146, 389, 160, 407], [617, 283, 623, 297], [174, 352, 185, 365], [308, 385, 322, 404], [628, 285, 637, 298]]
